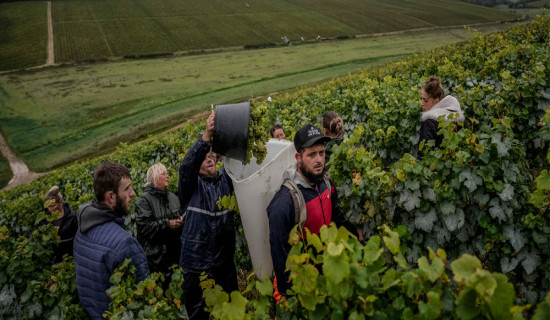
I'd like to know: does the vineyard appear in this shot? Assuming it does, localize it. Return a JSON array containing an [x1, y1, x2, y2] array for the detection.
[[0, 0, 521, 70], [0, 1, 48, 70], [1, 14, 550, 319]]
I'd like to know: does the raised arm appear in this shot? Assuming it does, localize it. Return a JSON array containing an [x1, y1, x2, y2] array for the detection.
[[178, 112, 215, 208]]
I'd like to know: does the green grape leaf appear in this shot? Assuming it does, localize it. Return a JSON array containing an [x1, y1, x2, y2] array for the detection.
[[392, 295, 405, 311], [402, 271, 422, 298], [533, 169, 550, 191], [323, 253, 350, 285], [451, 254, 482, 284], [499, 183, 515, 202], [256, 277, 273, 296], [327, 242, 345, 256], [418, 256, 445, 283], [381, 268, 399, 290], [203, 285, 229, 319], [221, 291, 248, 320], [489, 274, 515, 320], [382, 225, 400, 255], [308, 232, 324, 252], [349, 311, 366, 320], [364, 235, 383, 265], [532, 292, 550, 320], [467, 269, 497, 299], [418, 291, 442, 320], [288, 225, 302, 246], [402, 307, 415, 320], [456, 288, 480, 320], [440, 201, 456, 216], [320, 224, 338, 244], [394, 252, 409, 269]]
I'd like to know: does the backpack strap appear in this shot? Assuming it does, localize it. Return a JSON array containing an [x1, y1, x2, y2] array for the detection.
[[283, 179, 308, 229], [324, 176, 331, 198]]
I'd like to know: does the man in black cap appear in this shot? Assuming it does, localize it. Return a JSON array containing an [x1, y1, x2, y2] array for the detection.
[[267, 124, 358, 302]]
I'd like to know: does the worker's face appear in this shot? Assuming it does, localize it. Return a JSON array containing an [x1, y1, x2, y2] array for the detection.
[[273, 128, 286, 140], [113, 177, 136, 215], [199, 152, 217, 177], [421, 90, 440, 112], [296, 144, 326, 185], [154, 170, 170, 190], [47, 200, 64, 217]]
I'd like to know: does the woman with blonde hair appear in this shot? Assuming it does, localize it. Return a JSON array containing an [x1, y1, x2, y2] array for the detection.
[[135, 163, 183, 274], [42, 186, 78, 262], [322, 111, 345, 164]]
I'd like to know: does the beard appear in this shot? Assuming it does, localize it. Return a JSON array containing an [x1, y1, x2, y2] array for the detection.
[[113, 194, 130, 216], [299, 162, 326, 186]]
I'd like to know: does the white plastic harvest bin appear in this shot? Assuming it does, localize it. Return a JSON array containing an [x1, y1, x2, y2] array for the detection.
[[224, 139, 296, 279]]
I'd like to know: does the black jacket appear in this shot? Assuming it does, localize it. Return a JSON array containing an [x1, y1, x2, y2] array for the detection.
[[40, 202, 78, 262], [136, 184, 182, 273]]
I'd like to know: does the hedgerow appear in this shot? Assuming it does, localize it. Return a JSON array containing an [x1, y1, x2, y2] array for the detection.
[[0, 14, 549, 319]]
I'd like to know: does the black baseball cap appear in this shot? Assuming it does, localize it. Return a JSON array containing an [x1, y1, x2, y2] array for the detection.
[[294, 124, 331, 151]]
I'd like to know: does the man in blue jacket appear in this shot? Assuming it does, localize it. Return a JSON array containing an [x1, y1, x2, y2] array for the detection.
[[73, 161, 149, 320], [267, 124, 359, 301], [178, 112, 238, 320]]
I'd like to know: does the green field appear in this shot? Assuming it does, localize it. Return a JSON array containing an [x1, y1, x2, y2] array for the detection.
[[0, 1, 48, 70], [0, 22, 522, 176], [0, 0, 521, 70]]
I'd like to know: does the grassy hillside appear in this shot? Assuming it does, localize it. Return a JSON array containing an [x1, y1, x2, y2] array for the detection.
[[0, 0, 521, 70], [0, 23, 519, 177]]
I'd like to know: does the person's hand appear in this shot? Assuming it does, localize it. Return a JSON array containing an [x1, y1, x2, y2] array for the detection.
[[202, 111, 215, 142], [169, 217, 183, 229]]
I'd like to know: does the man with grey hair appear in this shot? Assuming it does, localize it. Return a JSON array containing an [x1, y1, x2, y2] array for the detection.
[[136, 162, 182, 274]]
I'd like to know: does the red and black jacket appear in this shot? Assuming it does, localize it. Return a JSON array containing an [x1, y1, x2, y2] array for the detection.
[[267, 169, 357, 297]]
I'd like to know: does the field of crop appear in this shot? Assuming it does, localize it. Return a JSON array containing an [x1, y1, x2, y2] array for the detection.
[[0, 0, 521, 70], [1, 16, 549, 318], [0, 1, 48, 70], [286, 0, 520, 31], [0, 22, 520, 179]]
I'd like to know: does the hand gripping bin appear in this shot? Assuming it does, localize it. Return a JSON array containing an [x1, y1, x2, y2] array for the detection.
[[224, 139, 296, 278]]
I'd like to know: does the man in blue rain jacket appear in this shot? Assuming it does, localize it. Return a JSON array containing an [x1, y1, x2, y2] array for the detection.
[[178, 112, 237, 320]]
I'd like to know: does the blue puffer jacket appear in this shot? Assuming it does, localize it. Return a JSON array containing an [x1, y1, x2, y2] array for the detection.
[[73, 201, 149, 320], [178, 137, 236, 273]]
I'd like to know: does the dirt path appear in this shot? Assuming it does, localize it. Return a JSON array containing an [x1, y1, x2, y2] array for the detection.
[[45, 1, 54, 66], [0, 131, 47, 192]]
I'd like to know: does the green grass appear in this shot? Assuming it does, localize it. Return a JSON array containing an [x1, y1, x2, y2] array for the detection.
[[0, 153, 12, 190], [0, 0, 521, 70], [0, 22, 519, 175], [0, 1, 48, 70]]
